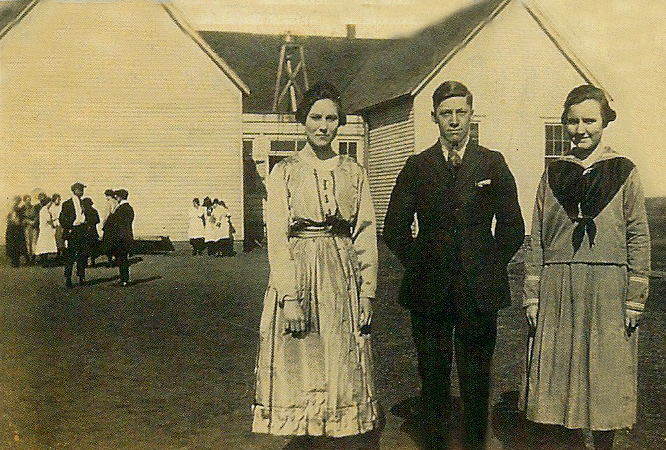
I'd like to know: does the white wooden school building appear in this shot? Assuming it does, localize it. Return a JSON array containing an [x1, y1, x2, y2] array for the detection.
[[1, 0, 607, 242]]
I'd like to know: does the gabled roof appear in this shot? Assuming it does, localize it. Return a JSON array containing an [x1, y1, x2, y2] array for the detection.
[[343, 0, 608, 112], [0, 0, 249, 95], [200, 31, 389, 113], [343, 0, 509, 113]]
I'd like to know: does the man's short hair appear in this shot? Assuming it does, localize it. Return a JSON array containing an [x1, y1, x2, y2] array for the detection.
[[432, 81, 473, 110], [71, 182, 85, 192]]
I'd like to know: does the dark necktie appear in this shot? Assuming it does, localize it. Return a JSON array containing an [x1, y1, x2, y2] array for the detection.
[[449, 144, 462, 168]]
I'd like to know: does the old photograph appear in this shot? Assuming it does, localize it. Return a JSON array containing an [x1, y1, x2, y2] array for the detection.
[[1, 0, 664, 448]]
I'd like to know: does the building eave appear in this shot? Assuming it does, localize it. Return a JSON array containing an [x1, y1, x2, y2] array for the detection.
[[162, 3, 250, 95], [0, 0, 40, 40], [410, 0, 511, 97]]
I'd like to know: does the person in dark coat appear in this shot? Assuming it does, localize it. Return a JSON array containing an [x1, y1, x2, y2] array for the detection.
[[105, 189, 134, 286], [5, 195, 27, 267], [59, 182, 88, 287], [81, 197, 100, 266], [383, 81, 525, 450]]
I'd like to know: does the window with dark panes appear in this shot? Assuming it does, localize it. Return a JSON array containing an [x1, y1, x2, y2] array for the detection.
[[339, 141, 358, 160], [545, 123, 571, 165]]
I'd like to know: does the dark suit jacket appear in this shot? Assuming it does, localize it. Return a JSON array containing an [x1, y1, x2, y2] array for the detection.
[[383, 140, 525, 314], [104, 203, 134, 251], [59, 198, 77, 232]]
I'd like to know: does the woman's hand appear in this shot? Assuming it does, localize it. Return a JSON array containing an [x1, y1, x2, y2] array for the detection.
[[282, 299, 305, 333], [625, 309, 642, 335], [525, 304, 538, 331], [359, 296, 373, 329]]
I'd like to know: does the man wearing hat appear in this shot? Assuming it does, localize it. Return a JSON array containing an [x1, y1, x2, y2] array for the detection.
[[59, 182, 88, 287], [104, 189, 134, 286], [383, 81, 525, 450]]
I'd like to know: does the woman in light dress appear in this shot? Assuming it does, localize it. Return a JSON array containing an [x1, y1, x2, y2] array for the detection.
[[522, 85, 651, 450], [35, 193, 58, 264], [48, 193, 65, 260], [252, 82, 379, 447], [215, 200, 234, 257]]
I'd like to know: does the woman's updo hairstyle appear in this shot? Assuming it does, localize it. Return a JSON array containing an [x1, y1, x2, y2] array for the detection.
[[561, 84, 616, 127], [295, 81, 347, 126]]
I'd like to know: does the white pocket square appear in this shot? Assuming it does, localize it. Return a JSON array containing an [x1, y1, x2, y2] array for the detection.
[[476, 179, 492, 187]]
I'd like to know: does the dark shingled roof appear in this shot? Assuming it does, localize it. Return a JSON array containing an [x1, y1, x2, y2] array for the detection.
[[343, 0, 508, 112], [199, 31, 390, 114]]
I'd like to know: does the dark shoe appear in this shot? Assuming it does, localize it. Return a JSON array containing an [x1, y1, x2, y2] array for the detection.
[[66, 279, 73, 288], [78, 277, 86, 286]]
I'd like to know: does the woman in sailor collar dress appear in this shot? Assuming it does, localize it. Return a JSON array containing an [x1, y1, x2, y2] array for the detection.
[[522, 85, 651, 450]]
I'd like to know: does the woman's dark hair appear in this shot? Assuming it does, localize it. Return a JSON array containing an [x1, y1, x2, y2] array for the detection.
[[295, 81, 346, 126], [81, 197, 93, 208], [561, 85, 616, 127], [51, 193, 60, 202], [193, 198, 200, 206]]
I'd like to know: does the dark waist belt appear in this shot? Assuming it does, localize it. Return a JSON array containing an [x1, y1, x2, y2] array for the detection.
[[289, 217, 352, 238]]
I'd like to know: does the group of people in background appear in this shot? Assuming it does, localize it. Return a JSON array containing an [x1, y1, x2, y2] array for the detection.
[[59, 183, 135, 287], [4, 183, 135, 287], [188, 197, 235, 257], [5, 192, 65, 267]]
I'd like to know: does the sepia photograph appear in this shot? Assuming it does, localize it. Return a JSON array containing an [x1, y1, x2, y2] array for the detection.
[[1, 0, 665, 448]]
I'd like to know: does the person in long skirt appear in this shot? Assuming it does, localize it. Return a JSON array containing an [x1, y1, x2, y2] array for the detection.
[[49, 193, 65, 261], [81, 197, 101, 266], [5, 195, 27, 267], [188, 198, 206, 255], [21, 194, 39, 265], [522, 85, 651, 450], [35, 194, 58, 265], [252, 82, 379, 445]]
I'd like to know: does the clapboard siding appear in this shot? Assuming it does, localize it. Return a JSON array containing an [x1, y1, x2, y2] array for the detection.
[[365, 97, 415, 233], [0, 0, 244, 241]]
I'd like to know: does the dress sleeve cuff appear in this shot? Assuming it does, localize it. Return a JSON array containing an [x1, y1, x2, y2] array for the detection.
[[627, 275, 649, 307], [625, 301, 645, 312]]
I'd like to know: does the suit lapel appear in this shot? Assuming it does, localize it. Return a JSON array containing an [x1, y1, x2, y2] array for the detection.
[[455, 140, 482, 192], [422, 142, 455, 192]]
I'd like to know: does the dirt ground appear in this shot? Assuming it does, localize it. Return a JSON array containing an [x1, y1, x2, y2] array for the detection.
[[0, 239, 664, 450]]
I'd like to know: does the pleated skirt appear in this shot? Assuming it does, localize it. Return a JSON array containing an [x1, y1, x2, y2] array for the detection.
[[524, 263, 638, 430]]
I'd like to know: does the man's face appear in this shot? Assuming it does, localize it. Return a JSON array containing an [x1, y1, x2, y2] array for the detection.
[[432, 96, 473, 147], [73, 187, 84, 198]]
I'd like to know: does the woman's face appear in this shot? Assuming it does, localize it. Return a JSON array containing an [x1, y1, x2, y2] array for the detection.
[[304, 99, 340, 149], [565, 99, 605, 151]]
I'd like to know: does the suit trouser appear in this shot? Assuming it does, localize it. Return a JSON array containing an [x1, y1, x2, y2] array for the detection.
[[112, 244, 130, 283], [410, 275, 497, 450], [64, 226, 88, 281]]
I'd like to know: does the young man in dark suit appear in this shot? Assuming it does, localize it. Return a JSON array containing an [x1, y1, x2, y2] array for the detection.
[[106, 189, 134, 286], [383, 81, 525, 450], [59, 182, 88, 287]]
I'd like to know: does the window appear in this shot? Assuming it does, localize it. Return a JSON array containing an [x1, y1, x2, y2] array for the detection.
[[470, 122, 479, 146], [243, 139, 253, 159], [270, 140, 306, 153], [338, 141, 358, 160], [545, 124, 571, 165]]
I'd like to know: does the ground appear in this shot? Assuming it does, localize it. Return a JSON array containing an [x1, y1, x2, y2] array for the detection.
[[0, 237, 664, 449]]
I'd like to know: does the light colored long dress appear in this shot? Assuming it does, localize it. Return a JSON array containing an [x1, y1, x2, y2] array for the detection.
[[35, 202, 57, 255], [522, 145, 650, 430], [252, 145, 379, 437], [188, 205, 205, 239]]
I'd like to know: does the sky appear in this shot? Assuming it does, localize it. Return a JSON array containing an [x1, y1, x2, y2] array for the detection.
[[171, 0, 666, 196]]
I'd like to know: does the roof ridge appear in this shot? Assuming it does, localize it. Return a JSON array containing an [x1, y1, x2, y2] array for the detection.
[[0, 0, 40, 40]]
